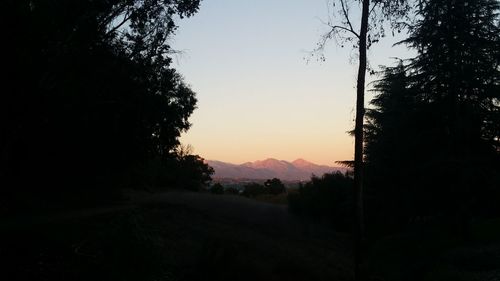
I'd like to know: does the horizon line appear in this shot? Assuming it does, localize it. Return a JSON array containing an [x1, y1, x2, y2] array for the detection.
[[205, 157, 347, 167]]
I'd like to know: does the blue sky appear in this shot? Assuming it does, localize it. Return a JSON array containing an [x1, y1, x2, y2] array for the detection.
[[171, 0, 413, 165]]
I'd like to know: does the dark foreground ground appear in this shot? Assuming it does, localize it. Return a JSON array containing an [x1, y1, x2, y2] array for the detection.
[[0, 191, 353, 281], [2, 191, 500, 281]]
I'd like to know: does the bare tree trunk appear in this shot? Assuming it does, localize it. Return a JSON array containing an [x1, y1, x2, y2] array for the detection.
[[354, 0, 369, 280]]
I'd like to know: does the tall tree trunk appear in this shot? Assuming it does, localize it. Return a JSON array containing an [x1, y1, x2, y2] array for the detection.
[[354, 0, 369, 280]]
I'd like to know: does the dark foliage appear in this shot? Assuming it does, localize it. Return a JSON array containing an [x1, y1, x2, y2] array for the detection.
[[288, 172, 354, 231], [1, 0, 204, 210], [242, 183, 267, 198], [364, 64, 422, 231], [264, 178, 286, 195], [241, 178, 287, 197], [210, 183, 224, 195], [224, 187, 240, 195], [365, 0, 500, 234], [171, 154, 214, 191]]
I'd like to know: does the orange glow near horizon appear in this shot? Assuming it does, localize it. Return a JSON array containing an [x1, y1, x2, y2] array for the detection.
[[181, 130, 354, 166], [174, 0, 412, 166]]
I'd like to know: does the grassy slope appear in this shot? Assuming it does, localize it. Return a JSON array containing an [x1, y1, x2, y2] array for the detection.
[[1, 193, 352, 281], [4, 191, 498, 281]]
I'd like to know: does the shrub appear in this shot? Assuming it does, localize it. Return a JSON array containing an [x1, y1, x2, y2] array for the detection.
[[242, 183, 266, 197], [264, 178, 286, 195], [225, 187, 240, 195], [288, 172, 354, 231], [210, 183, 224, 194]]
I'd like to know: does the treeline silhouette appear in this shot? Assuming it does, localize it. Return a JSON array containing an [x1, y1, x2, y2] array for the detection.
[[1, 0, 211, 211], [210, 178, 287, 197], [290, 0, 500, 237], [287, 3, 500, 277], [1, 0, 499, 280], [289, 172, 354, 231], [365, 0, 500, 235]]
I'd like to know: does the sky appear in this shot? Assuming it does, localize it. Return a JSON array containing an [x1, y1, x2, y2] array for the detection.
[[171, 0, 412, 166]]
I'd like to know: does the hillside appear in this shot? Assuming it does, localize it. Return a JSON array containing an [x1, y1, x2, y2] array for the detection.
[[207, 158, 346, 181]]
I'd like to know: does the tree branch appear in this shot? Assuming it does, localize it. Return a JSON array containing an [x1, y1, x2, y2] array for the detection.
[[98, 3, 128, 31], [105, 12, 132, 37], [317, 14, 360, 39], [332, 24, 360, 38], [369, 1, 380, 16], [340, 0, 359, 38]]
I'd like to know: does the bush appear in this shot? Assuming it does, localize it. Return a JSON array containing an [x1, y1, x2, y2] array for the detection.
[[264, 178, 286, 195], [210, 183, 224, 194], [135, 154, 214, 191], [224, 187, 240, 195], [242, 183, 267, 197], [288, 172, 354, 231]]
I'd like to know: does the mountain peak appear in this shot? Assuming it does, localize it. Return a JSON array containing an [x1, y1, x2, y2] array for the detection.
[[251, 158, 292, 169], [292, 158, 313, 166], [207, 158, 346, 181], [258, 158, 282, 163]]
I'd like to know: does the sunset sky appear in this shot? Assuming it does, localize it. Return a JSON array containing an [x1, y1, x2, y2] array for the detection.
[[172, 0, 412, 166]]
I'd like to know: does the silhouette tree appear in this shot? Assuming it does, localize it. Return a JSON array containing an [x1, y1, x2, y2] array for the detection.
[[242, 183, 266, 198], [365, 0, 500, 231], [407, 0, 500, 225], [210, 183, 224, 194], [402, 0, 500, 154], [288, 172, 354, 231], [172, 154, 214, 191], [264, 178, 286, 195], [364, 63, 418, 230], [314, 1, 412, 278], [2, 0, 203, 208]]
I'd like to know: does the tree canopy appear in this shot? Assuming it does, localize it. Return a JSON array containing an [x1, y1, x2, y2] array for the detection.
[[2, 0, 206, 207], [365, 0, 500, 231]]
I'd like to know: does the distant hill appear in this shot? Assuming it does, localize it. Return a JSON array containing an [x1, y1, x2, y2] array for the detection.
[[207, 158, 346, 181]]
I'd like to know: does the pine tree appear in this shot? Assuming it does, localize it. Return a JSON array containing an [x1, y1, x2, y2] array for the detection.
[[364, 64, 419, 229], [403, 0, 500, 158], [366, 0, 500, 228]]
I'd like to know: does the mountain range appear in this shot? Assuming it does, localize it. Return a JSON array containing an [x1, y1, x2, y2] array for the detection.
[[207, 158, 346, 181]]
